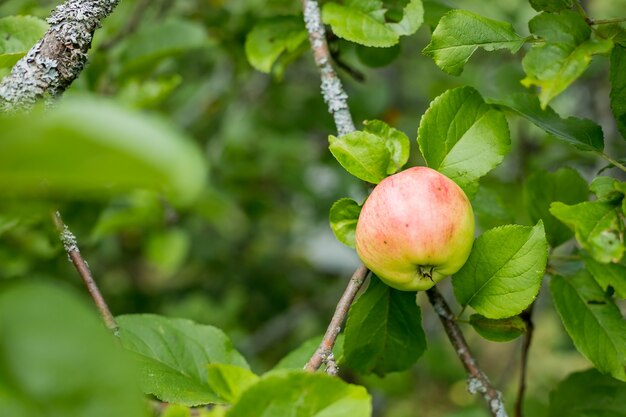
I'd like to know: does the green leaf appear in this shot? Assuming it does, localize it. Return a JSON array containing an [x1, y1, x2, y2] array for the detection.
[[120, 19, 209, 74], [342, 276, 427, 376], [423, 0, 452, 29], [469, 314, 526, 342], [583, 255, 626, 299], [206, 364, 259, 403], [0, 95, 207, 205], [590, 176, 622, 202], [117, 314, 249, 406], [452, 222, 548, 319], [550, 272, 626, 381], [330, 198, 362, 248], [329, 132, 390, 184], [226, 370, 372, 417], [529, 0, 573, 12], [363, 119, 410, 174], [610, 45, 626, 140], [417, 86, 511, 197], [522, 11, 614, 108], [489, 92, 604, 151], [472, 185, 515, 230], [356, 43, 401, 67], [549, 368, 626, 416], [423, 10, 525, 76], [245, 16, 308, 74], [322, 0, 423, 47], [0, 16, 48, 68], [523, 168, 588, 247], [550, 201, 625, 263], [0, 282, 147, 417], [145, 228, 191, 276]]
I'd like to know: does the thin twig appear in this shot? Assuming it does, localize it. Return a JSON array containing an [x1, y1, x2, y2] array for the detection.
[[599, 152, 626, 173], [426, 287, 508, 417], [301, 0, 356, 136], [304, 264, 369, 372], [515, 303, 535, 417], [52, 211, 118, 334], [0, 0, 121, 111], [589, 17, 626, 25]]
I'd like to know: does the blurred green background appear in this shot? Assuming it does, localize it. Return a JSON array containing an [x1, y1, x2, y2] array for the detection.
[[1, 0, 625, 416]]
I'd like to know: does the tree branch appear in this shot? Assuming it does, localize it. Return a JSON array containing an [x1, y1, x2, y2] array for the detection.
[[515, 303, 535, 417], [301, 0, 356, 136], [52, 211, 118, 334], [305, 264, 369, 372], [0, 0, 120, 111], [426, 287, 507, 417]]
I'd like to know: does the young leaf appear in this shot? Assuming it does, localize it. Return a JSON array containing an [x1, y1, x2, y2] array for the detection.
[[0, 95, 208, 205], [417, 86, 511, 197], [550, 201, 625, 264], [523, 168, 588, 247], [529, 0, 573, 12], [0, 282, 147, 417], [330, 198, 362, 248], [489, 92, 604, 151], [452, 222, 548, 319], [117, 314, 249, 406], [550, 272, 626, 381], [226, 370, 371, 417], [0, 16, 48, 68], [469, 314, 526, 342], [206, 364, 259, 403], [322, 0, 423, 47], [549, 369, 626, 417], [522, 11, 614, 108], [363, 119, 410, 175], [610, 45, 626, 140], [583, 255, 626, 299], [423, 10, 525, 76], [245, 16, 308, 74], [329, 131, 390, 184], [342, 276, 427, 376]]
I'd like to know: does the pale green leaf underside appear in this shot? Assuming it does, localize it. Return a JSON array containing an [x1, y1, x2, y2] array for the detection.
[[322, 0, 423, 47], [550, 273, 626, 381], [452, 222, 548, 319], [0, 15, 48, 68], [469, 313, 526, 342], [417, 86, 511, 197], [423, 10, 525, 76], [245, 16, 308, 73], [117, 314, 249, 406], [329, 198, 362, 248]]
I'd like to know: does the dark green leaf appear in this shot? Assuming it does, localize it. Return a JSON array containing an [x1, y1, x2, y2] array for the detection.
[[469, 314, 526, 342], [471, 185, 515, 230], [329, 198, 362, 248], [226, 370, 371, 417], [453, 222, 548, 319], [550, 201, 625, 263], [423, 10, 525, 76], [0, 282, 147, 417], [523, 168, 588, 247], [245, 16, 308, 74], [417, 86, 511, 197], [584, 255, 626, 299], [550, 272, 626, 381], [0, 95, 208, 205], [342, 276, 426, 376], [529, 0, 573, 12], [0, 16, 47, 68], [610, 45, 626, 140], [489, 92, 604, 152], [117, 314, 249, 406], [522, 11, 613, 108], [549, 368, 626, 417]]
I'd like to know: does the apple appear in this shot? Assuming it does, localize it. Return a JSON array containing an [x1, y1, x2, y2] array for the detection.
[[355, 167, 475, 291]]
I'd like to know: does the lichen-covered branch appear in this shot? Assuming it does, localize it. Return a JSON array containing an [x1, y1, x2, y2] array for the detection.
[[0, 0, 120, 111], [301, 0, 356, 136], [305, 264, 369, 373], [52, 211, 118, 334], [426, 287, 507, 417]]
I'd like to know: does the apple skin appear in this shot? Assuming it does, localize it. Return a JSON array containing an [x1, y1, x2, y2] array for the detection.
[[355, 167, 474, 291]]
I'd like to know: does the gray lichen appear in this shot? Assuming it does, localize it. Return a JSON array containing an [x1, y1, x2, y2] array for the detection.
[[0, 0, 120, 112], [60, 225, 79, 256]]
